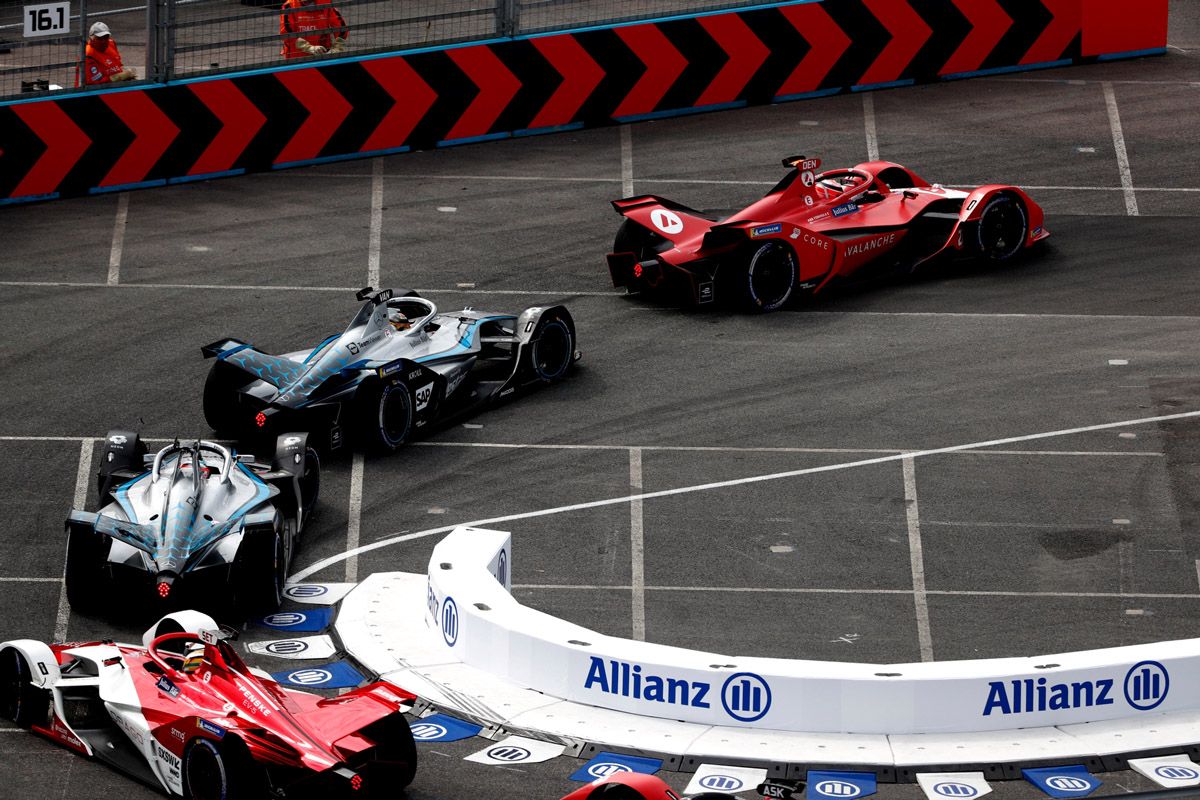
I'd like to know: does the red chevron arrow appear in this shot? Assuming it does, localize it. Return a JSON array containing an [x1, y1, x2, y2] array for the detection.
[[274, 68, 353, 164], [1021, 0, 1079, 63], [188, 80, 266, 176], [528, 35, 604, 129], [776, 3, 851, 96], [859, 0, 933, 85], [361, 56, 437, 151], [98, 90, 180, 187], [444, 45, 521, 141], [612, 24, 687, 117], [695, 14, 769, 106], [940, 0, 1013, 75], [10, 101, 90, 198]]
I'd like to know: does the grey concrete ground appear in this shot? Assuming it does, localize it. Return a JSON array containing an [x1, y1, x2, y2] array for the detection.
[[2, 5, 1200, 798]]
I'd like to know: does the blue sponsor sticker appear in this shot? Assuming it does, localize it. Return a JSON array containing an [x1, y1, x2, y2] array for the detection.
[[155, 676, 180, 698], [1023, 766, 1100, 797], [832, 203, 859, 218], [271, 661, 365, 689], [570, 752, 663, 782], [409, 713, 482, 743], [255, 607, 334, 632], [751, 223, 783, 237], [808, 771, 878, 799], [197, 719, 226, 739]]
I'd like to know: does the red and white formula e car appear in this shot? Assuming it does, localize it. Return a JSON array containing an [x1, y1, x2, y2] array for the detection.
[[1, 611, 417, 799], [561, 773, 805, 800], [607, 156, 1047, 312]]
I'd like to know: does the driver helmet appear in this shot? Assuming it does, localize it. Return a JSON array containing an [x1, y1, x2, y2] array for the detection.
[[388, 308, 411, 331], [181, 642, 205, 674]]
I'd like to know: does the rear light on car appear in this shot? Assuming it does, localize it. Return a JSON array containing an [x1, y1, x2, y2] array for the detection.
[[350, 775, 364, 791], [157, 581, 171, 598], [255, 412, 266, 428], [633, 263, 643, 278]]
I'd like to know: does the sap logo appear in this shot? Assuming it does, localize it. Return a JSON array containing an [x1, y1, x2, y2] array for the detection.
[[287, 668, 333, 686], [263, 612, 307, 627], [1045, 776, 1093, 793], [588, 762, 632, 779], [1125, 660, 1169, 711], [265, 640, 309, 656], [442, 596, 459, 646], [415, 382, 434, 412], [411, 723, 448, 741], [700, 775, 745, 791], [1155, 766, 1199, 780], [721, 672, 771, 722], [751, 223, 782, 238], [815, 781, 862, 797], [650, 209, 683, 235], [583, 658, 711, 709], [932, 782, 977, 797], [285, 584, 328, 599], [486, 745, 531, 762]]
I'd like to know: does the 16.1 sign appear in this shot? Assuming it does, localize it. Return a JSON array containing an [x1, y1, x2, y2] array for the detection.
[[24, 2, 70, 37]]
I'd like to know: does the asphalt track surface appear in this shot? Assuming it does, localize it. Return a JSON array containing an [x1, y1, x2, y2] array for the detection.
[[3, 5, 1200, 799]]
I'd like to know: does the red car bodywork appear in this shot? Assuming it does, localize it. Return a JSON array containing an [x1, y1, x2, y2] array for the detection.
[[560, 772, 688, 800], [608, 157, 1048, 311]]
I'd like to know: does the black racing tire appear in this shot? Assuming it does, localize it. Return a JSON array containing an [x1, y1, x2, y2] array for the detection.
[[203, 362, 251, 436], [0, 647, 50, 728], [528, 316, 574, 383], [355, 380, 413, 453], [234, 523, 286, 616], [739, 240, 798, 313], [365, 714, 418, 793], [296, 446, 320, 541], [184, 737, 266, 800], [64, 527, 111, 612], [976, 193, 1028, 263]]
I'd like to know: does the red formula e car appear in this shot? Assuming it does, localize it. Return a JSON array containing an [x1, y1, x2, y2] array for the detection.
[[1, 611, 417, 799], [607, 156, 1047, 312], [561, 773, 805, 800]]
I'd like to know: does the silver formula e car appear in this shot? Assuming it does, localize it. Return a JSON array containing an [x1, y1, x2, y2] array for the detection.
[[201, 288, 580, 452], [65, 432, 319, 616]]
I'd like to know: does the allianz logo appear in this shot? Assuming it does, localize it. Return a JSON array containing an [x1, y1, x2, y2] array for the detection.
[[982, 660, 1169, 716], [582, 657, 773, 721]]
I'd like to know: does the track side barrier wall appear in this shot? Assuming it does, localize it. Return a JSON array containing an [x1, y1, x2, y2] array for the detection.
[[0, 0, 1168, 204], [423, 527, 1199, 736]]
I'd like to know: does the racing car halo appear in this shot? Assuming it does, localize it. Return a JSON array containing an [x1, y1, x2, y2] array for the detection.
[[201, 287, 580, 451], [65, 431, 319, 615], [0, 611, 417, 798], [607, 155, 1047, 312]]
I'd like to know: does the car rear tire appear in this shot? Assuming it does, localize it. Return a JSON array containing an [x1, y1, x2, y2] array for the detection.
[[976, 193, 1028, 263], [0, 648, 50, 728], [234, 524, 286, 616], [184, 737, 266, 800], [366, 713, 418, 793], [203, 362, 251, 436], [613, 218, 662, 262], [64, 527, 111, 613], [356, 381, 413, 453], [297, 446, 320, 542], [528, 316, 574, 383], [739, 240, 798, 313]]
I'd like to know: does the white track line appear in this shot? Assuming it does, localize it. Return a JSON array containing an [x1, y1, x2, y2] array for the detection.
[[0, 577, 62, 582], [345, 452, 365, 583], [290, 408, 1200, 581], [106, 192, 129, 287], [0, 280, 611, 296], [903, 457, 933, 662], [1103, 81, 1139, 216], [55, 438, 93, 642], [515, 584, 1200, 600], [620, 125, 634, 197], [629, 447, 645, 641], [863, 93, 879, 161], [368, 159, 383, 289]]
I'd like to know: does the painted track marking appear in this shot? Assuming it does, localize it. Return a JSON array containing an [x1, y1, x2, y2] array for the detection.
[[346, 452, 365, 583], [515, 584, 1200, 600], [56, 438, 94, 642], [863, 92, 879, 161], [629, 447, 645, 641], [1103, 81, 1139, 216], [620, 125, 634, 198], [107, 192, 129, 287], [368, 158, 384, 288], [290, 409, 1200, 581], [903, 457, 932, 661]]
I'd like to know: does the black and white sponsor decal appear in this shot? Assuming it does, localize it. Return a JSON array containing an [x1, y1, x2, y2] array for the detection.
[[247, 634, 338, 660], [282, 583, 355, 605], [415, 382, 434, 412], [464, 736, 565, 765], [650, 209, 683, 235], [685, 765, 768, 796]]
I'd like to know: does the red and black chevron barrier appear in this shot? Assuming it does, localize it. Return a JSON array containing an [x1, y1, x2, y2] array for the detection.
[[0, 0, 1168, 203]]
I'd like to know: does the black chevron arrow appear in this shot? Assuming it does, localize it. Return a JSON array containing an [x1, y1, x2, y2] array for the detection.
[[317, 61, 395, 157], [147, 85, 221, 181], [57, 95, 135, 196], [490, 39, 563, 134], [905, 0, 973, 81], [572, 28, 646, 124], [0, 107, 46, 199], [656, 18, 727, 111], [403, 50, 478, 147], [231, 73, 309, 171], [983, 0, 1054, 70], [739, 7, 813, 104]]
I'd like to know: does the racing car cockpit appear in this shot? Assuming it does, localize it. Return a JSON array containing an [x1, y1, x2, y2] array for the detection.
[[814, 168, 886, 205], [385, 295, 438, 334]]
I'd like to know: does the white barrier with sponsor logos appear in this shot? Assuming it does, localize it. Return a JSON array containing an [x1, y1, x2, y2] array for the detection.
[[417, 527, 1199, 736]]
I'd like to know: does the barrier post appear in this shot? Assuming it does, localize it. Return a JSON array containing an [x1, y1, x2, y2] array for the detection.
[[495, 0, 518, 37]]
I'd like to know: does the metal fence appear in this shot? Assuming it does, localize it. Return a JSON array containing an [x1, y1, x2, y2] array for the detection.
[[0, 0, 759, 98]]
